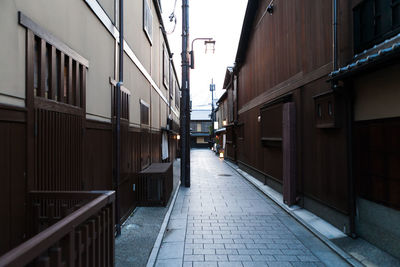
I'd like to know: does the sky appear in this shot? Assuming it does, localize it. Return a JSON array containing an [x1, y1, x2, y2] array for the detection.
[[161, 0, 248, 110]]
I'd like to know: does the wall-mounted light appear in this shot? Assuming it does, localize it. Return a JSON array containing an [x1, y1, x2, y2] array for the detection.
[[222, 120, 227, 126], [177, 134, 181, 140], [257, 115, 261, 122]]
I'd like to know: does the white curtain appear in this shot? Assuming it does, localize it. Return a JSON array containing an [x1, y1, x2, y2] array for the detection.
[[162, 132, 169, 160]]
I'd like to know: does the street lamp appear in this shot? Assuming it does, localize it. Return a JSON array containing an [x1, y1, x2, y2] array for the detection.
[[210, 79, 216, 147], [189, 38, 216, 69]]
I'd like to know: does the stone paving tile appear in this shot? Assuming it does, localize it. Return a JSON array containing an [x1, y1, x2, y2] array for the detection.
[[154, 150, 350, 267]]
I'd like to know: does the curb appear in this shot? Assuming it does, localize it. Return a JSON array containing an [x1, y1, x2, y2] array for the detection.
[[224, 160, 363, 267], [146, 180, 181, 267]]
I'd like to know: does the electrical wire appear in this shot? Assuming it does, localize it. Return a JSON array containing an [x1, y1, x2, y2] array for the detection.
[[166, 0, 178, 34]]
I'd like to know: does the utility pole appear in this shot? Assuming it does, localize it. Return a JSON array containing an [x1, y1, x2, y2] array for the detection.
[[181, 0, 190, 187], [210, 79, 215, 142]]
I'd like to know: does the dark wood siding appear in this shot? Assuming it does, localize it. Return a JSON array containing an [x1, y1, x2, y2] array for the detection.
[[84, 120, 113, 190], [0, 108, 26, 256], [235, 0, 350, 217], [300, 80, 349, 214], [354, 117, 400, 210]]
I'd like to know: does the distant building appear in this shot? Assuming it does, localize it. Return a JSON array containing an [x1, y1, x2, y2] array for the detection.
[[190, 110, 212, 148]]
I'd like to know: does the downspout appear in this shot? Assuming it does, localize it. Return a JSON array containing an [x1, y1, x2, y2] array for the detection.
[[332, 0, 356, 237], [115, 0, 123, 236]]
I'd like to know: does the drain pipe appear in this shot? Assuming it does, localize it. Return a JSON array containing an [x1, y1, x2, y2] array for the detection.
[[332, 0, 356, 238], [115, 0, 124, 236]]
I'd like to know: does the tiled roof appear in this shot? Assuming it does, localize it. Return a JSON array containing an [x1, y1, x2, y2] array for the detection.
[[330, 33, 400, 78]]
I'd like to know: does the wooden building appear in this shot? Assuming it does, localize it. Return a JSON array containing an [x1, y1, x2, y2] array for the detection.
[[226, 0, 400, 258], [190, 109, 212, 148], [0, 0, 180, 257]]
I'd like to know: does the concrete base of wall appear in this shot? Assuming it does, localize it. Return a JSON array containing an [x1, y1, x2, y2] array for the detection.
[[237, 161, 283, 194], [303, 196, 351, 235], [356, 197, 400, 259]]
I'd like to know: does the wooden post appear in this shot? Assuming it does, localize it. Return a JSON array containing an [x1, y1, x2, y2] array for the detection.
[[283, 102, 297, 206]]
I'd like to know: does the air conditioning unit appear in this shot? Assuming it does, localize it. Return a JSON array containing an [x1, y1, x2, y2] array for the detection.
[[138, 163, 173, 206]]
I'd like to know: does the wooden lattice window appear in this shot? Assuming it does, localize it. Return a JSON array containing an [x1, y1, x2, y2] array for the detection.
[[260, 104, 283, 147], [20, 12, 88, 109], [111, 79, 131, 121], [354, 0, 400, 53], [313, 91, 342, 128]]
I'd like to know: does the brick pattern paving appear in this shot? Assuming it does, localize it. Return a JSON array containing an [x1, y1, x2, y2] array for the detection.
[[155, 149, 349, 267]]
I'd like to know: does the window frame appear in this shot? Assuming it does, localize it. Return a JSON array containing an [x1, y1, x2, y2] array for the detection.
[[143, 0, 153, 45]]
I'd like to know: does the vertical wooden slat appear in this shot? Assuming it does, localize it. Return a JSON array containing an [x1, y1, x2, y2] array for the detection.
[[36, 256, 50, 267], [75, 62, 80, 107], [75, 230, 82, 267], [68, 57, 73, 105], [59, 52, 65, 103], [80, 66, 86, 110], [101, 211, 106, 267], [26, 29, 35, 193], [39, 39, 46, 98], [110, 203, 115, 266], [50, 47, 57, 100], [81, 225, 89, 267], [88, 220, 95, 267], [94, 216, 100, 267], [67, 231, 75, 267], [49, 247, 62, 267], [104, 208, 109, 266]]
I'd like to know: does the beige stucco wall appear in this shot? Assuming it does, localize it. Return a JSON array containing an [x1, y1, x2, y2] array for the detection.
[[354, 64, 400, 121], [0, 2, 27, 107], [124, 0, 151, 72], [0, 0, 179, 128], [124, 54, 150, 127], [97, 0, 115, 24], [0, 0, 115, 119], [151, 89, 160, 129]]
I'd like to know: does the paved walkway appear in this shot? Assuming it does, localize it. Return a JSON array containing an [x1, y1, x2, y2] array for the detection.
[[154, 149, 349, 267]]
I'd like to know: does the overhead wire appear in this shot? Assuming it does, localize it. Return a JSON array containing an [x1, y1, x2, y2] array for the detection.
[[166, 0, 178, 34]]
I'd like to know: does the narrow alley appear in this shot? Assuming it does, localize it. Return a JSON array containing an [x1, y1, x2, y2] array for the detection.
[[153, 149, 349, 267]]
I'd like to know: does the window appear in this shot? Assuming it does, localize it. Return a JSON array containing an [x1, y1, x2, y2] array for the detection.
[[313, 91, 341, 128], [25, 15, 87, 109], [140, 99, 150, 125], [143, 0, 153, 43], [111, 80, 130, 120], [354, 0, 400, 53], [260, 104, 283, 146], [169, 62, 174, 98], [163, 44, 169, 89], [175, 81, 180, 108]]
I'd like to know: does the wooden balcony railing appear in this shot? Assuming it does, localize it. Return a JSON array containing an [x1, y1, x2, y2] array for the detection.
[[0, 191, 115, 267]]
